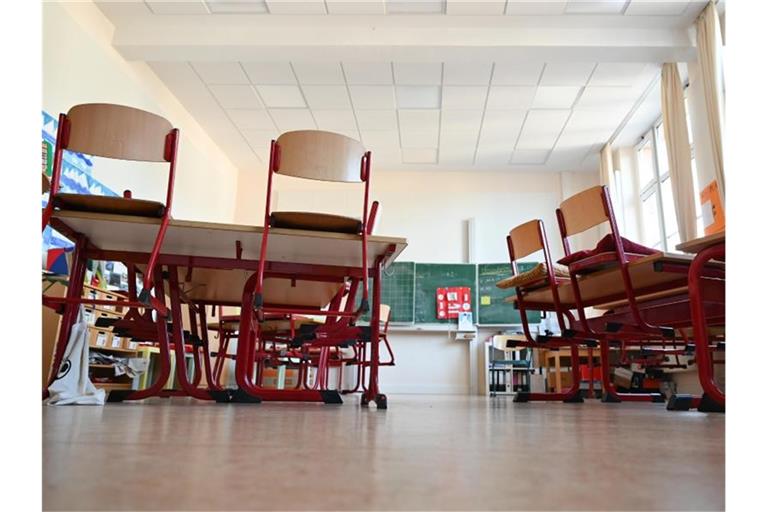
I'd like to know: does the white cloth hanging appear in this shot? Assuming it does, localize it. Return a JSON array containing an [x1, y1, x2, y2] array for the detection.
[[47, 306, 106, 406]]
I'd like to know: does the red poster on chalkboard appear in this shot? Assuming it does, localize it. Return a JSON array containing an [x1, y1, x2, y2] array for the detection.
[[436, 287, 472, 319]]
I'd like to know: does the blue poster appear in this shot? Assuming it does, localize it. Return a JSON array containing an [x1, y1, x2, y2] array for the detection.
[[42, 110, 118, 272]]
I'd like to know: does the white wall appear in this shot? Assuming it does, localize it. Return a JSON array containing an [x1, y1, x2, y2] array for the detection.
[[43, 1, 240, 223]]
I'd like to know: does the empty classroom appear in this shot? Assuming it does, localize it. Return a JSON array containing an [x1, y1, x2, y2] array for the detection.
[[13, 0, 761, 510]]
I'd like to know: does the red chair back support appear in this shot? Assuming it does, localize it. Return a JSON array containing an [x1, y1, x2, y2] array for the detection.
[[41, 103, 179, 314]]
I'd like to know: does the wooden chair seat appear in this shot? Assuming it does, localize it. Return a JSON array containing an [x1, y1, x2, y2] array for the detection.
[[53, 193, 166, 218], [270, 211, 362, 234], [207, 320, 239, 332]]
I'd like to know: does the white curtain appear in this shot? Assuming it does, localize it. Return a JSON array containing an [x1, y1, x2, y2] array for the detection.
[[661, 63, 698, 242], [599, 143, 613, 189], [696, 0, 726, 205]]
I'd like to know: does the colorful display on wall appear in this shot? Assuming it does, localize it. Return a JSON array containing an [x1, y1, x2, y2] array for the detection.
[[41, 110, 118, 274]]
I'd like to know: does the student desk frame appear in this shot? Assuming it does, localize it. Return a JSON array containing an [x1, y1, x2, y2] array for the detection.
[[44, 210, 406, 407], [667, 231, 726, 412], [507, 251, 725, 404]]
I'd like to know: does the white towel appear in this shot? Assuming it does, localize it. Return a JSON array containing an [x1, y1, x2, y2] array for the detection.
[[47, 306, 106, 406]]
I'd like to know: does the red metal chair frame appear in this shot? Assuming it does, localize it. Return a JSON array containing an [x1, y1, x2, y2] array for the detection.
[[503, 220, 586, 403]]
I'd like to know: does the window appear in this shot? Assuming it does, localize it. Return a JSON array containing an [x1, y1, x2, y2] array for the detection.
[[636, 121, 685, 251]]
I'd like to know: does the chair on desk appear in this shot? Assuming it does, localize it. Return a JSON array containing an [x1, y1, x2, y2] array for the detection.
[[41, 103, 179, 314], [555, 185, 677, 403], [498, 219, 586, 403], [253, 130, 378, 317]]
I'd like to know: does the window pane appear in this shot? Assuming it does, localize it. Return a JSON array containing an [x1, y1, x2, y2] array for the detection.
[[642, 191, 661, 248], [661, 177, 677, 239], [637, 138, 655, 190], [656, 124, 669, 177]]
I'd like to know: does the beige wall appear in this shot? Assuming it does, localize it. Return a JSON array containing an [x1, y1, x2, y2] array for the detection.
[[43, 1, 241, 223]]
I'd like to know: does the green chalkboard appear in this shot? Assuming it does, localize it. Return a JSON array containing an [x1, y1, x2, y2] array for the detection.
[[477, 262, 542, 325], [414, 263, 477, 324], [379, 261, 415, 323], [355, 261, 415, 323]]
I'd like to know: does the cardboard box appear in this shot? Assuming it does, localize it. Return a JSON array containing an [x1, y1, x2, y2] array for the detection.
[[109, 333, 124, 350], [260, 366, 287, 389], [88, 327, 110, 348], [123, 339, 139, 350]]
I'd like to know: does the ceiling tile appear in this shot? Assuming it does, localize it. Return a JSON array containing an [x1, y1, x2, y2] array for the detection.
[[532, 86, 581, 108], [540, 62, 596, 85], [356, 109, 398, 130], [292, 62, 345, 84], [486, 86, 536, 109], [439, 145, 475, 165], [440, 129, 479, 146], [209, 85, 264, 109], [505, 1, 568, 15], [361, 130, 401, 149], [242, 129, 278, 153], [492, 62, 545, 85], [387, 0, 446, 14], [265, 0, 327, 14], [393, 62, 443, 85], [326, 0, 387, 14], [510, 149, 550, 165], [398, 109, 440, 132], [312, 109, 358, 130], [349, 85, 396, 109], [589, 63, 649, 86], [560, 108, 625, 145], [565, 1, 628, 15], [401, 131, 439, 148], [343, 62, 393, 85], [516, 109, 570, 150], [146, 1, 209, 14], [476, 143, 513, 165], [269, 108, 317, 131], [479, 110, 526, 144], [396, 86, 442, 109], [402, 148, 438, 164], [441, 110, 483, 132], [242, 63, 297, 85], [206, 0, 269, 13], [442, 86, 488, 110], [301, 85, 351, 109], [446, 1, 506, 15], [227, 109, 275, 130], [625, 0, 691, 16], [255, 85, 306, 108], [577, 85, 637, 109], [443, 62, 493, 85], [192, 62, 250, 85]]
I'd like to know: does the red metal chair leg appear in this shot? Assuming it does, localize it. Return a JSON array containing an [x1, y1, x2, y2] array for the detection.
[[361, 256, 386, 408]]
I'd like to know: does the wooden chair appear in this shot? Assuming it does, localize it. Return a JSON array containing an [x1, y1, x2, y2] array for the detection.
[[556, 186, 668, 403], [254, 130, 378, 316], [41, 103, 179, 314], [556, 185, 670, 339], [503, 219, 584, 403]]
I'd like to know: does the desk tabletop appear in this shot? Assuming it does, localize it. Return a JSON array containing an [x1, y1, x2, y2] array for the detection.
[[52, 211, 407, 270], [506, 252, 722, 309], [675, 231, 725, 254]]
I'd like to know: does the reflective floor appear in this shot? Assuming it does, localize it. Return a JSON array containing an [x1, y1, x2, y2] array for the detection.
[[43, 394, 724, 511]]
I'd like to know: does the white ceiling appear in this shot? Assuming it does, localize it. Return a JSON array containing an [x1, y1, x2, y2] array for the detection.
[[96, 0, 709, 173]]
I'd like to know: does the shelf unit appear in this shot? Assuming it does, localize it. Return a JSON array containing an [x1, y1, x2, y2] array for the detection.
[[83, 283, 139, 391]]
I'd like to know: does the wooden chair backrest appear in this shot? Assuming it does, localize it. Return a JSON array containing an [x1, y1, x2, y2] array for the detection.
[[558, 185, 609, 237], [66, 103, 173, 162], [509, 220, 544, 260], [275, 130, 366, 183]]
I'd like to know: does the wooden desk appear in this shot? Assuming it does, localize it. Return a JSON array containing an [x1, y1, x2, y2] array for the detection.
[[46, 210, 407, 405], [670, 231, 726, 412], [676, 231, 725, 254], [506, 252, 722, 310]]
